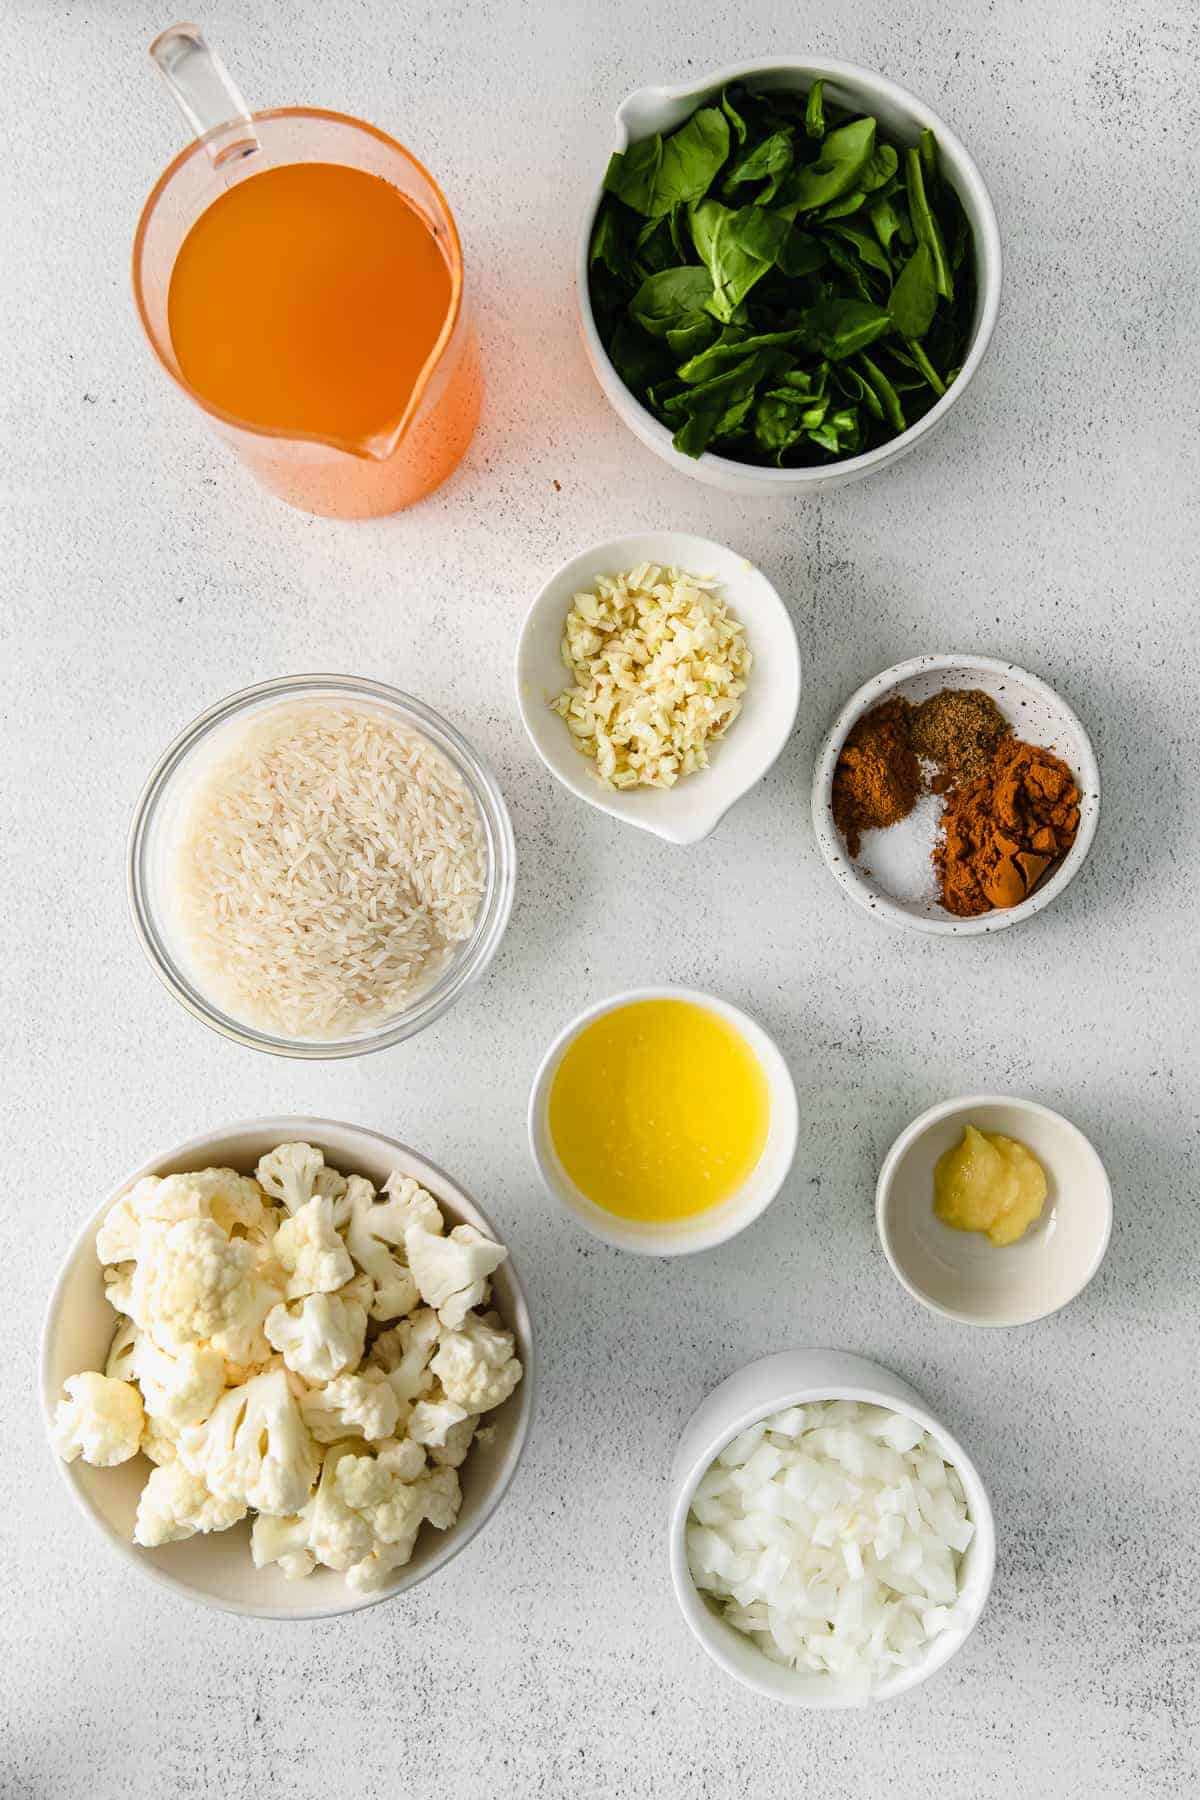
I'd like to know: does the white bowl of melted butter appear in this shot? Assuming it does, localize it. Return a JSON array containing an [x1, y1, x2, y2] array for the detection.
[[877, 1094, 1113, 1325], [528, 986, 799, 1255]]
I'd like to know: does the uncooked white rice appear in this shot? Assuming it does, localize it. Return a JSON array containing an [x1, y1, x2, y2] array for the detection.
[[172, 702, 486, 1038]]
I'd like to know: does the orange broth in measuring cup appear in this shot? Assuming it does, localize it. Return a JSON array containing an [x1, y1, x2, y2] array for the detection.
[[167, 161, 452, 445]]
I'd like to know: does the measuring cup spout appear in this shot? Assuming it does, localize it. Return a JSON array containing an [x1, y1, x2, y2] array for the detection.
[[150, 23, 260, 166]]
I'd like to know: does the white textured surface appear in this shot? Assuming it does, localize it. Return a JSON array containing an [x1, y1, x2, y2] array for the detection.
[[2, 1, 1198, 1795]]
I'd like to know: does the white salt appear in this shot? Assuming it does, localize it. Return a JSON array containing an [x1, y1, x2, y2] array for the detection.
[[855, 791, 942, 903]]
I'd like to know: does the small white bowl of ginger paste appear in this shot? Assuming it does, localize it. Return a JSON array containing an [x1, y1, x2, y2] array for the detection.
[[876, 1094, 1112, 1326]]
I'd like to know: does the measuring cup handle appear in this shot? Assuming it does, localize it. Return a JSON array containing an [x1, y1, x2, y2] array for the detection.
[[149, 23, 260, 166]]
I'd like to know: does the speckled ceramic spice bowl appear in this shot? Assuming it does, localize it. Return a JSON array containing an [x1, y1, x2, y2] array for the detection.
[[41, 1117, 535, 1620], [811, 654, 1100, 935]]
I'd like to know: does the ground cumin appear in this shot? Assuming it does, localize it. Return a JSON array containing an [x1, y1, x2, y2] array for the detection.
[[911, 688, 1010, 791], [831, 697, 919, 857], [935, 737, 1082, 916]]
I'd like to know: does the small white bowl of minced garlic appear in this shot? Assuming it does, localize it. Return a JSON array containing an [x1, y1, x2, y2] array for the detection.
[[876, 1095, 1112, 1326], [514, 532, 801, 846]]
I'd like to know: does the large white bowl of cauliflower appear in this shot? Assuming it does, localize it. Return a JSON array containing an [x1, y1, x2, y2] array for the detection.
[[41, 1117, 533, 1618]]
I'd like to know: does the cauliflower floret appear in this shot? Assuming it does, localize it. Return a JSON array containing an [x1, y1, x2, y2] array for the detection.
[[131, 1217, 267, 1349], [307, 1444, 375, 1571], [96, 1178, 162, 1264], [264, 1292, 367, 1384], [258, 1440, 462, 1594], [373, 1435, 428, 1483], [95, 1175, 207, 1265], [141, 1419, 180, 1465], [368, 1307, 440, 1403], [134, 1462, 247, 1547], [344, 1539, 416, 1593], [431, 1313, 523, 1414], [104, 1262, 135, 1316], [134, 1336, 225, 1432], [178, 1366, 318, 1515], [382, 1170, 445, 1235], [430, 1412, 478, 1469], [338, 1449, 455, 1529], [345, 1468, 467, 1598], [340, 1267, 375, 1313], [53, 1372, 144, 1467], [96, 1169, 271, 1269], [409, 1395, 469, 1448], [255, 1142, 324, 1213], [335, 1449, 424, 1545], [335, 1446, 461, 1591], [416, 1464, 464, 1530], [405, 1223, 508, 1328], [104, 1317, 139, 1383], [212, 1240, 286, 1374], [273, 1197, 354, 1301], [298, 1368, 399, 1445], [343, 1175, 429, 1322], [250, 1509, 316, 1580], [267, 1440, 438, 1577], [220, 1342, 275, 1386], [178, 1168, 273, 1239], [256, 1143, 346, 1217]]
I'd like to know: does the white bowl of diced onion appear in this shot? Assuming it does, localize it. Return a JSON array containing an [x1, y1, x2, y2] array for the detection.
[[668, 1349, 995, 1706], [40, 1117, 534, 1620]]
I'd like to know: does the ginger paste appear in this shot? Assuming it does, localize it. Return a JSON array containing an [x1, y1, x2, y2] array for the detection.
[[933, 1124, 1048, 1246]]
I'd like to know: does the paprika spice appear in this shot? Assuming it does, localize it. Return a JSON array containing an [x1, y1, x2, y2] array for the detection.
[[830, 697, 919, 857]]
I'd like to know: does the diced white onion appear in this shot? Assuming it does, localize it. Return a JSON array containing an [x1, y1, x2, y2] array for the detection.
[[686, 1399, 973, 1695]]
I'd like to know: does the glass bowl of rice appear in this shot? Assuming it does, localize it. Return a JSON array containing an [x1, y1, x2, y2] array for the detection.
[[128, 675, 516, 1058]]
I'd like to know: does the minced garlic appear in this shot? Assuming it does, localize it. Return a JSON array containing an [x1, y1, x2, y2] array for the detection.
[[549, 563, 751, 790]]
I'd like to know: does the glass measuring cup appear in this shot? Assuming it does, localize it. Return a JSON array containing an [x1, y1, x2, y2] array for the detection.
[[133, 26, 482, 518]]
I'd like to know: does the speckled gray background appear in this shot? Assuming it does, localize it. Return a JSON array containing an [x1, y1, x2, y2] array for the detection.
[[3, 1, 1198, 1795]]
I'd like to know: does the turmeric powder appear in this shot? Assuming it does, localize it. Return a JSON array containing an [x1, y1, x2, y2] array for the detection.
[[935, 737, 1081, 916]]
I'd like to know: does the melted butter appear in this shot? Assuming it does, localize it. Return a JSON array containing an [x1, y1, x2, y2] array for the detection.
[[548, 998, 770, 1223], [934, 1124, 1048, 1246]]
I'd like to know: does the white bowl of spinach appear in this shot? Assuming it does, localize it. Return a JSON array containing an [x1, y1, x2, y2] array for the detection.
[[579, 59, 1001, 493]]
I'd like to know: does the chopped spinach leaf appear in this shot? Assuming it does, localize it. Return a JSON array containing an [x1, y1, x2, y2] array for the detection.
[[803, 80, 826, 140], [776, 117, 877, 215], [629, 266, 716, 337], [723, 129, 794, 203], [888, 241, 939, 338], [689, 199, 780, 320], [603, 107, 730, 218]]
